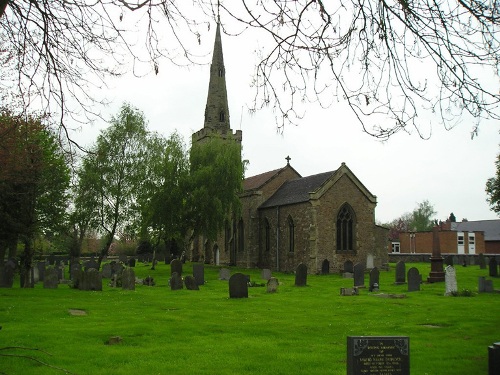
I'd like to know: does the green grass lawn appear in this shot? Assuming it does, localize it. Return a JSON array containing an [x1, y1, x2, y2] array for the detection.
[[1, 262, 499, 374]]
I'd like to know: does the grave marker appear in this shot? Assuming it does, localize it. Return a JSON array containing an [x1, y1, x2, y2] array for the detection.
[[193, 263, 204, 286], [229, 273, 248, 298], [184, 275, 199, 290], [169, 272, 183, 290], [170, 259, 182, 277], [295, 263, 307, 287], [267, 277, 279, 293], [395, 261, 406, 284], [489, 257, 498, 277], [353, 263, 365, 288], [121, 268, 135, 290], [321, 259, 330, 275], [369, 267, 380, 292], [445, 265, 458, 296], [407, 267, 421, 292], [219, 268, 230, 280], [261, 268, 272, 280], [344, 260, 354, 273], [43, 267, 59, 289]]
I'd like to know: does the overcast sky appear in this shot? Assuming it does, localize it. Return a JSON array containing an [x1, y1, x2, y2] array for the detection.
[[75, 21, 500, 225]]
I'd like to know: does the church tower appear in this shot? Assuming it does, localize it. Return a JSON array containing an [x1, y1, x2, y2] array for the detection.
[[192, 20, 242, 144]]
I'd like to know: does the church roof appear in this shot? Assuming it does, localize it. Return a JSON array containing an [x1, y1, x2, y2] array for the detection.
[[259, 171, 336, 208], [243, 168, 283, 191]]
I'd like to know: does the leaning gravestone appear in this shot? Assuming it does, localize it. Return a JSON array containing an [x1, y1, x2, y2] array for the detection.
[[229, 273, 248, 298], [121, 268, 135, 291], [353, 263, 365, 288], [184, 275, 199, 290], [407, 267, 421, 292], [170, 272, 183, 290], [43, 267, 59, 289], [261, 268, 272, 280], [347, 336, 410, 375], [321, 259, 330, 275], [219, 268, 230, 280], [478, 253, 486, 269], [193, 263, 204, 286], [395, 261, 406, 284], [344, 260, 354, 273], [445, 265, 458, 296], [489, 257, 498, 277], [267, 277, 279, 293], [295, 263, 308, 287], [170, 259, 182, 277], [369, 267, 380, 292]]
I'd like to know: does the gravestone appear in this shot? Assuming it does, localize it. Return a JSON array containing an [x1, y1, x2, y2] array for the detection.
[[170, 259, 182, 277], [347, 336, 410, 375], [344, 260, 354, 273], [489, 257, 498, 277], [37, 261, 46, 282], [31, 266, 39, 283], [58, 261, 66, 281], [445, 255, 453, 266], [0, 260, 16, 288], [193, 263, 204, 286], [395, 261, 406, 284], [78, 269, 102, 291], [111, 262, 124, 277], [479, 253, 486, 269], [445, 265, 458, 296], [169, 272, 183, 290], [43, 267, 59, 289], [229, 273, 248, 298], [366, 254, 374, 270], [143, 276, 155, 286], [70, 262, 82, 280], [184, 275, 199, 290], [321, 259, 330, 275], [261, 268, 272, 280], [219, 268, 230, 280], [128, 258, 136, 267], [84, 258, 99, 272], [295, 263, 308, 287], [369, 267, 380, 292], [452, 255, 459, 266], [479, 276, 494, 293], [353, 263, 365, 288], [489, 342, 500, 375], [267, 277, 279, 293], [121, 268, 135, 290], [407, 267, 421, 292], [102, 264, 112, 279], [340, 287, 359, 296]]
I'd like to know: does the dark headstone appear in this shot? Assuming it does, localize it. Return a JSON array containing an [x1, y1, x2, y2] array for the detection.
[[369, 267, 380, 292], [489, 257, 498, 277], [1, 260, 16, 288], [37, 261, 46, 282], [111, 262, 124, 277], [219, 268, 230, 280], [489, 342, 500, 375], [70, 262, 82, 280], [84, 259, 99, 272], [77, 269, 102, 291], [344, 260, 354, 273], [295, 263, 308, 287], [407, 267, 421, 292], [143, 276, 155, 286], [479, 276, 494, 293], [128, 258, 136, 267], [184, 275, 199, 290], [169, 272, 183, 290], [229, 273, 248, 298], [102, 264, 112, 279], [193, 263, 204, 286], [395, 261, 406, 284], [121, 268, 135, 290], [43, 267, 59, 289], [170, 259, 182, 277], [267, 277, 279, 293], [321, 259, 330, 275], [353, 263, 365, 288], [261, 268, 272, 280], [445, 255, 453, 266], [452, 255, 459, 266], [479, 253, 486, 269], [427, 226, 445, 283], [347, 336, 410, 375]]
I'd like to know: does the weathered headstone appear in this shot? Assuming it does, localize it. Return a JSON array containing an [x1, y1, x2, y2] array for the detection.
[[267, 277, 279, 293], [193, 263, 204, 286], [169, 272, 183, 290], [489, 342, 500, 375], [366, 254, 374, 270], [321, 259, 330, 275], [31, 265, 39, 283], [43, 267, 59, 289], [84, 258, 99, 272], [369, 267, 380, 292], [340, 287, 359, 296], [395, 261, 406, 284], [170, 259, 182, 277], [121, 268, 135, 290], [37, 261, 46, 282], [219, 268, 230, 280], [479, 253, 486, 269], [295, 263, 307, 287], [479, 276, 494, 293], [353, 263, 365, 288], [453, 255, 459, 266], [79, 269, 102, 291], [445, 265, 458, 296], [347, 336, 410, 375], [489, 257, 498, 277], [70, 262, 81, 280], [344, 260, 354, 273], [102, 264, 112, 279], [0, 260, 16, 288], [229, 273, 248, 298], [111, 262, 124, 277], [407, 267, 421, 292], [184, 275, 199, 290], [261, 268, 272, 280]]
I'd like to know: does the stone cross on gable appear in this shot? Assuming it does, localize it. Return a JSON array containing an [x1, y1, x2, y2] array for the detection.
[[286, 155, 291, 165]]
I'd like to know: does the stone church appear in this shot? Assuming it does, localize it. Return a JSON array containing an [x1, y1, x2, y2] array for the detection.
[[190, 21, 389, 273]]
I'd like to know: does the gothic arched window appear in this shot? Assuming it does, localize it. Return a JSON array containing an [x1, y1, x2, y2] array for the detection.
[[336, 204, 355, 253], [219, 111, 225, 122], [287, 215, 295, 253]]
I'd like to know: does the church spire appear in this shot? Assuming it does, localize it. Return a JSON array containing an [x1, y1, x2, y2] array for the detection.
[[203, 20, 230, 132]]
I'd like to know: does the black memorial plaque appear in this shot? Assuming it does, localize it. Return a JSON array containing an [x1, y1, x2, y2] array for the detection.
[[347, 336, 410, 375]]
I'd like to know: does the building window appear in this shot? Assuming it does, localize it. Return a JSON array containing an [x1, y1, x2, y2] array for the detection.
[[264, 218, 271, 252], [219, 111, 225, 122], [468, 234, 475, 245], [336, 204, 355, 253], [238, 219, 244, 252], [392, 242, 400, 253], [287, 216, 295, 253], [458, 233, 464, 246], [218, 68, 224, 77]]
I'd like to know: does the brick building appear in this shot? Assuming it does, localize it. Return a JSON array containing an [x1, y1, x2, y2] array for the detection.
[[190, 20, 389, 273]]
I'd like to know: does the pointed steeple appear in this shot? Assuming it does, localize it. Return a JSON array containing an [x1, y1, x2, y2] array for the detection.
[[203, 20, 230, 132]]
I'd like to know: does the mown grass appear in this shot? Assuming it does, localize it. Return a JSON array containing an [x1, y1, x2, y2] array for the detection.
[[0, 262, 498, 374]]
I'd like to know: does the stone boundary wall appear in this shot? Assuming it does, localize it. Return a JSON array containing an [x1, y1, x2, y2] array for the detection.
[[388, 253, 500, 264]]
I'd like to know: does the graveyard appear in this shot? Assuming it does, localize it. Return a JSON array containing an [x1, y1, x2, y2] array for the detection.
[[1, 260, 499, 374]]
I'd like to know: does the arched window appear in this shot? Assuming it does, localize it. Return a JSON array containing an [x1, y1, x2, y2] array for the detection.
[[264, 218, 271, 252], [336, 204, 355, 253], [238, 218, 244, 252], [219, 111, 225, 122], [287, 216, 295, 253]]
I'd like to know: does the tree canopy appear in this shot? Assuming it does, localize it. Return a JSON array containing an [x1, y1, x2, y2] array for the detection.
[[1, 1, 498, 140]]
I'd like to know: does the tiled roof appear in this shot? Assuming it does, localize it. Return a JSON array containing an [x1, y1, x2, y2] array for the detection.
[[259, 171, 336, 208], [452, 220, 500, 241], [243, 168, 283, 191]]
